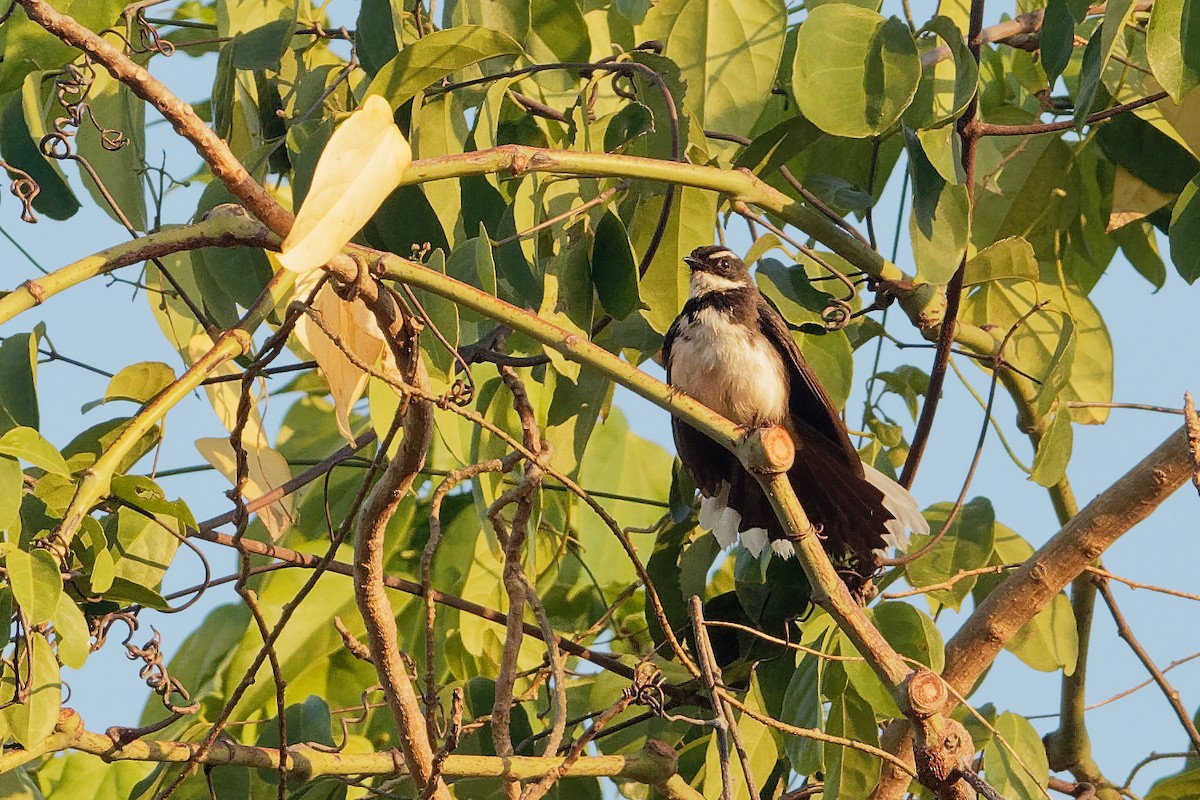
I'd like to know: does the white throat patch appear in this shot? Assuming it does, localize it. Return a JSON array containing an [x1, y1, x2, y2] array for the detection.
[[689, 271, 747, 297]]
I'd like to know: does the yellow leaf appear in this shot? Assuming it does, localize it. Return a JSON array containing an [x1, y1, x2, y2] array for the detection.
[[187, 333, 267, 445], [1107, 166, 1174, 231], [195, 437, 295, 541], [292, 275, 397, 443], [277, 94, 411, 273]]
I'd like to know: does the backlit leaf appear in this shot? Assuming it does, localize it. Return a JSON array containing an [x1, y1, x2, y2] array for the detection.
[[591, 210, 641, 320], [195, 438, 295, 540], [0, 427, 70, 477], [1147, 0, 1200, 102], [793, 5, 920, 138], [6, 548, 62, 625], [983, 712, 1050, 798], [278, 95, 412, 273], [640, 0, 788, 138]]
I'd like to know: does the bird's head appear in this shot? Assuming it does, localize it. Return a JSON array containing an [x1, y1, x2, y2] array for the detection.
[[683, 245, 750, 296]]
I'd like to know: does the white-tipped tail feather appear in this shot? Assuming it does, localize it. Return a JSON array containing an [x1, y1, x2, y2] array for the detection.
[[862, 463, 928, 553], [695, 467, 927, 559]]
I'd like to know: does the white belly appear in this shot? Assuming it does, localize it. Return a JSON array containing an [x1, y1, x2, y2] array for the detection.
[[670, 307, 789, 425]]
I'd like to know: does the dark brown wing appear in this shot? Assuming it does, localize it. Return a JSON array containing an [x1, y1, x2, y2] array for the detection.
[[755, 293, 894, 584], [755, 294, 861, 468]]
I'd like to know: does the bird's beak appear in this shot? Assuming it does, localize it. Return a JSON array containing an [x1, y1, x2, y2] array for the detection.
[[683, 256, 702, 271]]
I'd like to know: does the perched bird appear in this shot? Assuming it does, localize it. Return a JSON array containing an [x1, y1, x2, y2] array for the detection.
[[662, 245, 927, 593]]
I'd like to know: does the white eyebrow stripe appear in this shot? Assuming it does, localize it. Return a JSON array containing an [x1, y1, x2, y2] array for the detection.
[[704, 249, 737, 261]]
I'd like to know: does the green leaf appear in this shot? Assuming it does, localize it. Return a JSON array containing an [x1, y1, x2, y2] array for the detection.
[[842, 602, 946, 717], [640, 0, 788, 138], [961, 280, 1112, 425], [591, 210, 641, 320], [1170, 173, 1200, 284], [823, 684, 881, 799], [51, 594, 90, 670], [5, 548, 62, 625], [1041, 0, 1076, 85], [1033, 313, 1076, 419], [0, 427, 70, 477], [0, 72, 80, 220], [109, 476, 196, 529], [700, 679, 778, 800], [105, 506, 181, 591], [904, 15, 979, 129], [905, 498, 997, 612], [1147, 0, 1200, 102], [75, 68, 147, 232], [412, 250, 460, 387], [629, 186, 716, 334], [1075, 1, 1137, 129], [528, 0, 590, 63], [0, 0, 125, 94], [1112, 221, 1167, 289], [974, 524, 1079, 673], [0, 456, 21, 533], [101, 577, 171, 611], [0, 332, 39, 434], [792, 6, 921, 138], [963, 237, 1038, 286], [915, 125, 965, 184], [3, 634, 60, 748], [365, 26, 523, 109], [1149, 768, 1200, 800], [906, 128, 970, 284], [982, 712, 1050, 798], [75, 517, 114, 595], [230, 18, 295, 70], [781, 648, 825, 775], [81, 362, 176, 414], [1030, 411, 1074, 487]]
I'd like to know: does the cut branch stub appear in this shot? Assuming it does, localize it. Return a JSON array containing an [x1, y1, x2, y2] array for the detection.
[[738, 424, 796, 475], [913, 718, 974, 800], [904, 669, 948, 719]]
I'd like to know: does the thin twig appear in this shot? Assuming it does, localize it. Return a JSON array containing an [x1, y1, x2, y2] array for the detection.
[[1095, 578, 1200, 754]]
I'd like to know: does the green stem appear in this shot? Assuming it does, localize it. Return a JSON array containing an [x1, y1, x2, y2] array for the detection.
[[25, 711, 693, 789], [0, 209, 274, 327], [52, 269, 297, 548]]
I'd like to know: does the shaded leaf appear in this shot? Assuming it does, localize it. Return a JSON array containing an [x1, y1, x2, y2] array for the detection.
[[905, 498, 997, 612], [1170, 172, 1200, 283], [195, 438, 295, 540], [0, 332, 39, 434], [365, 25, 522, 109], [1030, 411, 1074, 488], [591, 210, 641, 320]]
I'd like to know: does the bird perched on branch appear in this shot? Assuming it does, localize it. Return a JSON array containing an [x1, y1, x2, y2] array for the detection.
[[663, 245, 927, 594]]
